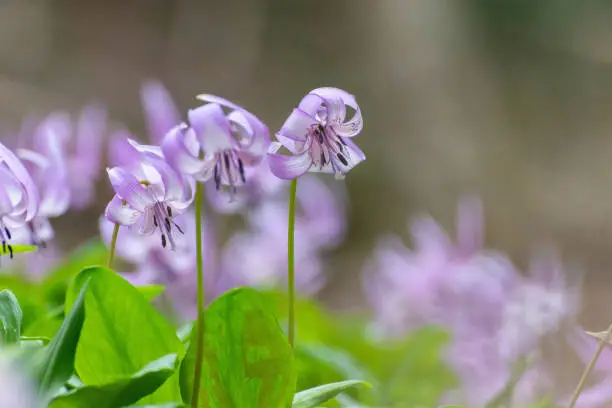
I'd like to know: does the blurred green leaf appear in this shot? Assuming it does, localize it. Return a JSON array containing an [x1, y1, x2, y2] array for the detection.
[[0, 289, 22, 344], [24, 315, 63, 339], [137, 284, 166, 302], [0, 244, 37, 255], [180, 287, 296, 408], [123, 404, 183, 408], [35, 281, 88, 401], [292, 380, 369, 408], [72, 267, 183, 404], [50, 354, 179, 408]]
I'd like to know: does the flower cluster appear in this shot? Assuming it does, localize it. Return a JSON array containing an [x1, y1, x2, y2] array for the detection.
[[363, 197, 583, 406]]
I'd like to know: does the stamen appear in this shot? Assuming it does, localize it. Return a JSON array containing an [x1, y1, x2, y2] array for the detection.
[[214, 163, 221, 191], [317, 130, 324, 144], [337, 153, 348, 166], [161, 234, 167, 248], [321, 152, 326, 166], [4, 228, 10, 240], [338, 137, 347, 146], [2, 241, 5, 253], [174, 223, 184, 234], [167, 206, 172, 217], [238, 159, 246, 183], [153, 217, 158, 228], [336, 141, 344, 152], [165, 217, 172, 232], [8, 245, 13, 259], [224, 153, 231, 172]]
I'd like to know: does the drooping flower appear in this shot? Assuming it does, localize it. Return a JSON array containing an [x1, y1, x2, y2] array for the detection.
[[161, 94, 270, 197], [268, 87, 365, 180], [13, 115, 71, 245], [0, 142, 39, 257], [104, 140, 194, 251]]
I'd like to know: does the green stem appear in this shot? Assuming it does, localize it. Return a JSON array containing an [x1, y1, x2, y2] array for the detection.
[[108, 223, 120, 269], [568, 322, 612, 408], [191, 182, 205, 408], [287, 178, 298, 348]]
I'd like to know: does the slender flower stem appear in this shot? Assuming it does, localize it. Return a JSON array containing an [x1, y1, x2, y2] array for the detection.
[[191, 182, 205, 408], [568, 322, 612, 408], [107, 223, 120, 268], [287, 178, 298, 348]]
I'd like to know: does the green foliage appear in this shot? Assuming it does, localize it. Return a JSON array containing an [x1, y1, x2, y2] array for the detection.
[[71, 267, 183, 404], [34, 281, 88, 402], [50, 354, 179, 408], [180, 287, 296, 408], [292, 380, 369, 408], [0, 289, 23, 344]]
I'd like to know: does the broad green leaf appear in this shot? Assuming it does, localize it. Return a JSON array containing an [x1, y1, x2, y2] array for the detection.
[[180, 287, 296, 408], [50, 354, 179, 408], [0, 289, 22, 344], [137, 284, 166, 302], [292, 380, 368, 408], [123, 404, 183, 408], [35, 281, 88, 400], [0, 244, 37, 255], [24, 315, 63, 339], [73, 267, 183, 404]]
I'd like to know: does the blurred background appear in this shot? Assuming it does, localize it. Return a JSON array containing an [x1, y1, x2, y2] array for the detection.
[[2, 0, 612, 327]]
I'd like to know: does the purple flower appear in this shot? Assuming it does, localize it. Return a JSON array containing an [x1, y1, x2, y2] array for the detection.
[[161, 94, 270, 196], [104, 140, 194, 251], [268, 87, 365, 180], [140, 80, 182, 145], [0, 142, 39, 257], [0, 355, 42, 408]]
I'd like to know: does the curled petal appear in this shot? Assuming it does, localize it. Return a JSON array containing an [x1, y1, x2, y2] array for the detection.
[[141, 80, 181, 144], [0, 142, 38, 222], [108, 130, 140, 167], [127, 139, 164, 159], [196, 94, 246, 112], [268, 150, 312, 180], [107, 167, 154, 212], [276, 108, 316, 153], [162, 125, 208, 177], [105, 195, 140, 225], [227, 109, 269, 162], [312, 87, 363, 137], [188, 103, 234, 153], [140, 151, 185, 204]]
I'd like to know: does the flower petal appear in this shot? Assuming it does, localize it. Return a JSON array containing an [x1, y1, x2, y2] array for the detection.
[[312, 87, 363, 137], [267, 150, 312, 180], [161, 125, 208, 177], [188, 103, 234, 153], [108, 130, 140, 167], [107, 166, 154, 212], [141, 80, 181, 144], [227, 109, 270, 161], [0, 142, 38, 222], [127, 139, 164, 158], [105, 195, 140, 225], [196, 94, 245, 112], [75, 104, 107, 176], [276, 108, 317, 154]]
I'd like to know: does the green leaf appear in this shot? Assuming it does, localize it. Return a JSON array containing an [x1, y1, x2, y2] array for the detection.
[[137, 284, 166, 302], [0, 289, 22, 344], [50, 354, 179, 408], [44, 240, 107, 286], [35, 281, 88, 400], [292, 380, 369, 408], [180, 287, 296, 408], [73, 267, 183, 404], [123, 404, 183, 408], [0, 244, 37, 255]]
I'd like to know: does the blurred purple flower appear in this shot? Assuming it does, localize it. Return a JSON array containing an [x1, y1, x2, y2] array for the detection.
[[104, 140, 194, 251], [0, 354, 42, 408], [0, 141, 39, 257], [223, 175, 345, 294], [162, 94, 269, 197], [140, 80, 182, 145], [363, 196, 579, 406], [268, 87, 365, 180]]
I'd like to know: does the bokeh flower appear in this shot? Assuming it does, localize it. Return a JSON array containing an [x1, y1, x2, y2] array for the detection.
[[162, 94, 269, 197], [268, 87, 365, 180], [104, 140, 194, 251]]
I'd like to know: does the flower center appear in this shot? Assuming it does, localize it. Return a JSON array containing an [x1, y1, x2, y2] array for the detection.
[[213, 150, 246, 196], [152, 202, 183, 250], [0, 221, 12, 258], [309, 124, 350, 171]]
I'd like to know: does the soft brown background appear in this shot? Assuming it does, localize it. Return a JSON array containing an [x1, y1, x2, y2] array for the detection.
[[2, 0, 612, 328]]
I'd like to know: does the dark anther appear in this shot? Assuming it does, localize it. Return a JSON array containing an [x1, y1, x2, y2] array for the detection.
[[320, 152, 326, 166], [338, 137, 347, 146], [2, 241, 5, 253], [238, 159, 246, 183], [8, 245, 13, 259], [337, 153, 348, 166], [317, 130, 324, 144], [174, 223, 184, 234], [224, 153, 231, 172], [161, 234, 167, 248], [167, 206, 173, 217], [214, 164, 221, 191], [153, 217, 158, 228], [165, 217, 172, 232], [336, 141, 344, 152], [4, 228, 11, 240]]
